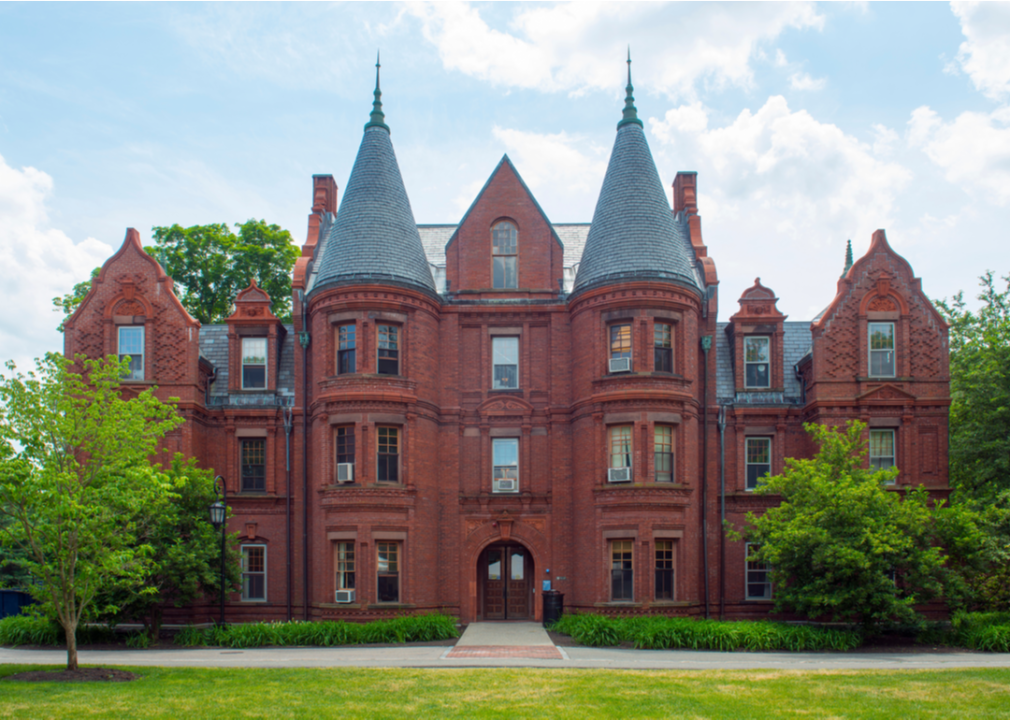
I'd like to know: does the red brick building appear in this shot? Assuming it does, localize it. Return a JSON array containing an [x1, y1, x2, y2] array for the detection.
[[64, 64, 949, 624]]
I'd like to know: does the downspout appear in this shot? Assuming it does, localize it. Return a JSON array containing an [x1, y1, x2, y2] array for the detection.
[[718, 403, 728, 621], [298, 291, 311, 622], [700, 333, 712, 620], [283, 403, 293, 623]]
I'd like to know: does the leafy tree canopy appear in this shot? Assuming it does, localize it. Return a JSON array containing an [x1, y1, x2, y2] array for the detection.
[[935, 272, 1010, 503], [741, 421, 971, 629], [0, 353, 184, 669]]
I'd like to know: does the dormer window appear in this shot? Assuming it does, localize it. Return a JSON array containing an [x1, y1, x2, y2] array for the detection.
[[492, 221, 518, 289], [118, 326, 144, 381], [241, 338, 267, 389], [744, 336, 770, 389]]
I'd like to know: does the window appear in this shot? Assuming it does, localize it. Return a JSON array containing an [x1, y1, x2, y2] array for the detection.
[[241, 545, 266, 601], [610, 540, 634, 601], [869, 322, 895, 377], [335, 427, 355, 482], [655, 540, 674, 601], [492, 336, 519, 389], [241, 337, 267, 389], [609, 426, 632, 470], [492, 220, 518, 289], [377, 426, 399, 483], [870, 429, 896, 484], [336, 542, 355, 592], [744, 336, 770, 388], [377, 325, 399, 375], [654, 323, 673, 372], [654, 426, 674, 483], [610, 324, 631, 360], [745, 543, 772, 600], [492, 438, 519, 493], [240, 439, 266, 492], [337, 324, 356, 374], [118, 326, 144, 381], [746, 437, 771, 490], [376, 541, 400, 603]]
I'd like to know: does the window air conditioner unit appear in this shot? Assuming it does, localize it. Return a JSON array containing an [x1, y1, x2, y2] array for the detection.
[[336, 463, 354, 484], [609, 358, 631, 373], [335, 589, 355, 603], [494, 478, 518, 493], [608, 467, 632, 483]]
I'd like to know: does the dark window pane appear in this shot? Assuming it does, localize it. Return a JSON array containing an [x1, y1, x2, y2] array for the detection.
[[241, 440, 266, 492], [243, 366, 266, 389], [378, 352, 398, 375], [747, 463, 770, 490], [611, 569, 633, 600], [336, 427, 355, 465], [655, 568, 674, 600], [338, 349, 356, 374], [746, 363, 769, 388], [654, 347, 673, 373], [245, 574, 265, 601], [377, 575, 399, 602]]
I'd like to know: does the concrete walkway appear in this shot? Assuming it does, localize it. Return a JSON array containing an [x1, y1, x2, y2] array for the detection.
[[447, 621, 564, 659], [2, 644, 1009, 670]]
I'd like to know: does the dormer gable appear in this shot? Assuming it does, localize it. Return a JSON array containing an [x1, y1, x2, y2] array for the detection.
[[226, 279, 286, 393], [63, 227, 200, 387], [727, 278, 787, 393], [445, 155, 564, 297]]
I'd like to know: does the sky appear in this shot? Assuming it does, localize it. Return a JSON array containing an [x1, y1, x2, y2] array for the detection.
[[1, 1, 1008, 372]]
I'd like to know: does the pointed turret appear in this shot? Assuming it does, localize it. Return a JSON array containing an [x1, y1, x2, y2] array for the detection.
[[842, 239, 853, 278], [573, 54, 702, 296], [309, 58, 436, 297]]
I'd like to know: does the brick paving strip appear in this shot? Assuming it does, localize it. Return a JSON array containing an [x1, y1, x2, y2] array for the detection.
[[445, 645, 564, 659]]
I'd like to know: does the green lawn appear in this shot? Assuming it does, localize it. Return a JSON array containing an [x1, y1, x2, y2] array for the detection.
[[1, 666, 1008, 719]]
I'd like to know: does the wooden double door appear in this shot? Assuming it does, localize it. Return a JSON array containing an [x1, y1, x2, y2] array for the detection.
[[480, 544, 532, 620]]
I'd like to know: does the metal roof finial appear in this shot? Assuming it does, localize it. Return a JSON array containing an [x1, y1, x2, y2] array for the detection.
[[618, 47, 643, 130], [365, 50, 390, 133], [842, 239, 853, 278]]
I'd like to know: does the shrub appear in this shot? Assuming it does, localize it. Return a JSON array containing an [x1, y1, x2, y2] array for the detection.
[[951, 611, 1010, 652], [0, 613, 120, 647], [549, 614, 862, 652]]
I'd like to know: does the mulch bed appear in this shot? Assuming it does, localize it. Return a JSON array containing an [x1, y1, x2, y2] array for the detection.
[[3, 668, 139, 683]]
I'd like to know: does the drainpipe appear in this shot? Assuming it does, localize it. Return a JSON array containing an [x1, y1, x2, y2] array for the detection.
[[298, 291, 311, 622], [700, 334, 712, 620], [718, 404, 728, 621], [283, 403, 293, 622]]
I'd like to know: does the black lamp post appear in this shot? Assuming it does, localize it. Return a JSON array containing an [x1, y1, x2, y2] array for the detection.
[[209, 476, 227, 626]]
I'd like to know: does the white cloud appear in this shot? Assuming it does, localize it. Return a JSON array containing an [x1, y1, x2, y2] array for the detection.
[[0, 154, 112, 370], [407, 2, 823, 98], [950, 1, 1010, 100], [908, 104, 1010, 205], [788, 72, 826, 91]]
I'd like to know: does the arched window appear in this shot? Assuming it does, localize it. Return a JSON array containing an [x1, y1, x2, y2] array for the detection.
[[491, 221, 518, 289]]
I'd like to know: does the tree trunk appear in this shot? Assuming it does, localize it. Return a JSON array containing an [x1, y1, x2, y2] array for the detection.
[[65, 622, 78, 671]]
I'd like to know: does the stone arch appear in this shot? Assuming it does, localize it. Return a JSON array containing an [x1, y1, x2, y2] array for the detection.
[[463, 515, 549, 623]]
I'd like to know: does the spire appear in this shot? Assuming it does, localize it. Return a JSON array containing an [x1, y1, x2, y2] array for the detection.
[[842, 239, 853, 278], [365, 51, 389, 133], [617, 47, 643, 130]]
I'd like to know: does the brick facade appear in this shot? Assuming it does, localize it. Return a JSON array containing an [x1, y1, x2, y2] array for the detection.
[[66, 121, 949, 627]]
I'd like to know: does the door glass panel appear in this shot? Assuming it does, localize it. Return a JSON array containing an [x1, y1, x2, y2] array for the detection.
[[510, 549, 524, 580], [487, 550, 501, 581]]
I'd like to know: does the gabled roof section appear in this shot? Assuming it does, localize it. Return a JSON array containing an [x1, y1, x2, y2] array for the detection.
[[446, 154, 564, 255], [308, 74, 435, 299], [572, 62, 702, 297]]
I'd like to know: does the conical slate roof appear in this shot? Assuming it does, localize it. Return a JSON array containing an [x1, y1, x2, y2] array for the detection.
[[309, 66, 435, 297], [573, 61, 701, 296]]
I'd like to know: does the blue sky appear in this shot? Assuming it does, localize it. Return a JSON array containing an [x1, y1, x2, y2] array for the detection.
[[1, 2, 1008, 370]]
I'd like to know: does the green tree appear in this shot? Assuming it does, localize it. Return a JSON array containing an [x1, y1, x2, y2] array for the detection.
[[51, 267, 100, 332], [741, 421, 953, 629], [149, 219, 299, 324], [97, 455, 241, 641], [0, 354, 184, 670], [935, 272, 1010, 503]]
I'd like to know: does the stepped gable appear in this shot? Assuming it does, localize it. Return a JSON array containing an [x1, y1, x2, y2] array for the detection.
[[572, 57, 701, 297], [308, 61, 435, 298]]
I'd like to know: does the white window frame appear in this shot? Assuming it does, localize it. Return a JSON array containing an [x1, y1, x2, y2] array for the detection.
[[492, 437, 519, 493], [745, 437, 772, 491], [868, 322, 896, 378], [491, 221, 518, 289], [118, 325, 145, 381], [492, 336, 519, 390], [241, 544, 267, 602], [743, 336, 771, 389], [870, 429, 897, 484], [745, 543, 772, 600], [241, 337, 268, 389]]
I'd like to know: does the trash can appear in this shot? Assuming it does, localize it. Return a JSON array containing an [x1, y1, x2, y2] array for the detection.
[[542, 590, 564, 627]]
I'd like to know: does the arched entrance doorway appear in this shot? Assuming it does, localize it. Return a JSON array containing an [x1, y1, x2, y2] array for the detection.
[[478, 543, 534, 620]]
